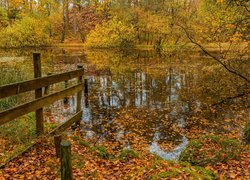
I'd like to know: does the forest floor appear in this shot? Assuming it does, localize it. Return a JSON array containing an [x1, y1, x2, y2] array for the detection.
[[0, 128, 249, 179]]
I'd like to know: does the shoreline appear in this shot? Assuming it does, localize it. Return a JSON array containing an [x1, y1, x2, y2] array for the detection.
[[0, 42, 248, 51]]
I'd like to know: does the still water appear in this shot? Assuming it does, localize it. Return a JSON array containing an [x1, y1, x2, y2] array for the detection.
[[0, 47, 248, 160]]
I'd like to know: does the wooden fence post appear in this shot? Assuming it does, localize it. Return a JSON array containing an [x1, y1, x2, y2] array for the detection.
[[54, 134, 62, 158], [33, 53, 44, 135], [60, 140, 73, 180], [76, 65, 83, 125], [84, 78, 89, 107], [64, 80, 69, 104], [84, 78, 88, 95]]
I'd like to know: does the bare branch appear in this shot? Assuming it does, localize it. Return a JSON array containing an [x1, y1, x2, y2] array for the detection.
[[212, 91, 250, 106], [178, 25, 250, 83]]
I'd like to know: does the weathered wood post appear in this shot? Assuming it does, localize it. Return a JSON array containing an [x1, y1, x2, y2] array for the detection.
[[54, 134, 62, 158], [60, 140, 73, 180], [84, 78, 88, 95], [33, 53, 44, 135], [84, 78, 89, 107], [64, 80, 69, 104], [44, 72, 52, 95], [76, 65, 83, 125]]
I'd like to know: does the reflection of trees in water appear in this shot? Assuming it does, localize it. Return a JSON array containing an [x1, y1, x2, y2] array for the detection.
[[82, 52, 247, 148], [82, 67, 194, 146]]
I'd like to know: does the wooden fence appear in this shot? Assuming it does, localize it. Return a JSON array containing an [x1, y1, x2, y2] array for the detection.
[[0, 53, 84, 135]]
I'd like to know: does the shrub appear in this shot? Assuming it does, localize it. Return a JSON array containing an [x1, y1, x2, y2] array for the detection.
[[0, 7, 8, 29], [85, 18, 136, 48], [0, 17, 51, 48]]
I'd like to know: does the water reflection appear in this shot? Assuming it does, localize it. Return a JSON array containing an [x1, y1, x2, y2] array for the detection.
[[44, 95, 76, 123], [77, 50, 247, 160], [150, 133, 188, 161], [79, 70, 191, 159]]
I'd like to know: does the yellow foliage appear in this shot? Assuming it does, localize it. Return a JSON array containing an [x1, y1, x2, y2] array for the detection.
[[85, 18, 136, 48], [0, 17, 51, 48]]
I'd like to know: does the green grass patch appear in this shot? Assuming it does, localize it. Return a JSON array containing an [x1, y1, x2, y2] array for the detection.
[[194, 166, 218, 180], [151, 155, 169, 169], [79, 140, 90, 147], [44, 122, 59, 132], [71, 136, 90, 148], [118, 149, 139, 161], [71, 135, 81, 141], [90, 146, 110, 159], [0, 96, 18, 111], [156, 168, 181, 178], [179, 135, 242, 166]]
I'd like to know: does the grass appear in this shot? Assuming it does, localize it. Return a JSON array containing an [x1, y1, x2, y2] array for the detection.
[[71, 135, 81, 141], [90, 146, 110, 159], [150, 156, 218, 179], [151, 155, 167, 169], [0, 113, 36, 164], [0, 96, 18, 111], [74, 136, 139, 161], [0, 113, 36, 144], [0, 66, 31, 111], [118, 149, 139, 161], [79, 140, 90, 147], [153, 168, 181, 179], [71, 135, 111, 159], [0, 112, 59, 165], [152, 162, 218, 180], [179, 135, 242, 166]]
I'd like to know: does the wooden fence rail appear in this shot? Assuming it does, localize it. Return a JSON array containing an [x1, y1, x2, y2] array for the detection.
[[0, 53, 84, 135], [0, 84, 82, 125], [0, 68, 84, 99]]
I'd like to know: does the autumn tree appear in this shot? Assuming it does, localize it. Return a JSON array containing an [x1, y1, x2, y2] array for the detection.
[[67, 4, 107, 42], [179, 0, 249, 83], [85, 17, 136, 48]]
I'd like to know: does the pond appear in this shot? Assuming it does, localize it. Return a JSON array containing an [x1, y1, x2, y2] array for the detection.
[[0, 47, 248, 161]]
